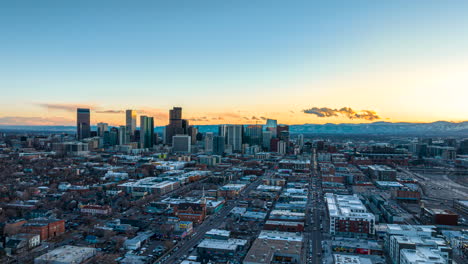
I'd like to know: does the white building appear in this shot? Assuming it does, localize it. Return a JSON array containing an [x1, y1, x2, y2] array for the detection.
[[124, 231, 154, 250], [205, 132, 214, 153], [400, 247, 447, 264], [325, 193, 375, 237], [228, 125, 243, 152], [34, 246, 96, 264]]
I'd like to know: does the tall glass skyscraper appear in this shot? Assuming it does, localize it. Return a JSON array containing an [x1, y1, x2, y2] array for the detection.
[[265, 119, 278, 137], [140, 116, 154, 148], [220, 125, 243, 152], [77, 108, 90, 140], [245, 125, 263, 146], [126, 109, 137, 141]]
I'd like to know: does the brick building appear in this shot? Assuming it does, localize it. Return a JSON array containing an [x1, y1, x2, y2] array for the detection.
[[174, 202, 206, 224], [22, 218, 65, 240]]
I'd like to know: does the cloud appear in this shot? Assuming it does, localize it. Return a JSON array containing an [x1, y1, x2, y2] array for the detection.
[[260, 116, 267, 120], [303, 107, 380, 120], [36, 103, 96, 112], [95, 110, 124, 114], [0, 116, 74, 126], [218, 112, 242, 119], [137, 108, 169, 120], [188, 116, 209, 122], [352, 110, 380, 121], [303, 107, 339, 117]]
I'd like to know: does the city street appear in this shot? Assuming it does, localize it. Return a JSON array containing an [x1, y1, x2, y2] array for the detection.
[[156, 174, 266, 264]]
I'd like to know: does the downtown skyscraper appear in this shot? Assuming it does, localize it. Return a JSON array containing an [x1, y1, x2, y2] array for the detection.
[[126, 109, 137, 141], [245, 125, 263, 146], [219, 124, 243, 152], [265, 118, 278, 137], [76, 108, 90, 140], [164, 107, 189, 144], [140, 116, 154, 148]]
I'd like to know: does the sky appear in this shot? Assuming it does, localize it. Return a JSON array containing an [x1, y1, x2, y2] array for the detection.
[[1, 0, 468, 126]]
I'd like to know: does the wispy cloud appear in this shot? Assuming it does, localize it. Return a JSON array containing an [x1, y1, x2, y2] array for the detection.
[[0, 116, 74, 126], [95, 110, 124, 114], [137, 108, 169, 120], [187, 116, 209, 122], [35, 103, 96, 112], [303, 107, 380, 121]]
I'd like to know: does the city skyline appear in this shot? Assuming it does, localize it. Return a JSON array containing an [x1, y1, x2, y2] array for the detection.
[[1, 1, 468, 126]]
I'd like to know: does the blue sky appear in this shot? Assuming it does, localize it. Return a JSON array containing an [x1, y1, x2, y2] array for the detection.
[[1, 1, 468, 125]]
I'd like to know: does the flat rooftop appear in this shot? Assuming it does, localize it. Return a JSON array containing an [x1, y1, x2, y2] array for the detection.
[[34, 245, 95, 262]]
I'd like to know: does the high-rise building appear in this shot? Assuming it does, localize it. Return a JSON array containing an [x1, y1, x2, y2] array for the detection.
[[140, 116, 154, 148], [277, 125, 290, 142], [245, 125, 263, 146], [188, 126, 198, 145], [119, 126, 127, 145], [77, 108, 91, 140], [265, 119, 278, 137], [262, 131, 273, 150], [224, 125, 243, 152], [172, 135, 191, 153], [126, 110, 137, 141], [266, 119, 277, 128], [459, 139, 468, 155], [213, 135, 225, 155], [270, 138, 280, 152], [205, 132, 214, 153], [297, 134, 304, 148], [109, 127, 119, 146], [165, 107, 189, 144], [97, 122, 108, 137], [218, 125, 228, 139], [277, 140, 287, 154]]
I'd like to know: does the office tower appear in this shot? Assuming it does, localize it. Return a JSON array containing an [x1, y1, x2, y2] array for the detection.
[[205, 132, 214, 153], [126, 110, 137, 141], [297, 134, 304, 148], [119, 126, 127, 145], [97, 122, 109, 137], [262, 131, 273, 150], [76, 108, 91, 140], [245, 125, 263, 146], [196, 132, 203, 141], [277, 140, 287, 154], [188, 126, 198, 145], [153, 133, 159, 145], [172, 135, 191, 153], [266, 119, 277, 128], [213, 135, 225, 155], [265, 119, 278, 137], [222, 125, 243, 152], [460, 139, 468, 155], [277, 125, 290, 142], [165, 107, 189, 144], [134, 130, 141, 142], [218, 125, 228, 138], [103, 131, 111, 146], [140, 116, 154, 148], [270, 138, 280, 152], [109, 127, 119, 146]]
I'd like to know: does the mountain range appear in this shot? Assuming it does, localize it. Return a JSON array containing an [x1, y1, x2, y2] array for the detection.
[[0, 121, 467, 135]]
